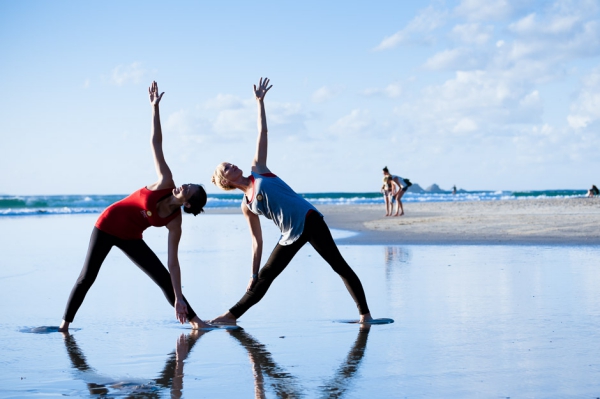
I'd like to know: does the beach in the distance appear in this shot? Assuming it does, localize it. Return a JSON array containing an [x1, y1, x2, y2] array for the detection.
[[207, 196, 600, 245]]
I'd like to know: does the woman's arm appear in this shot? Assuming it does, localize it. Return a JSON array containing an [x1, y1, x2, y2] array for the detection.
[[251, 77, 273, 174], [148, 81, 175, 190], [391, 177, 402, 196], [166, 215, 189, 324], [242, 203, 263, 291]]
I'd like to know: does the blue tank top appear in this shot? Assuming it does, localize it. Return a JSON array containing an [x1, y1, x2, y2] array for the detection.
[[243, 171, 321, 245]]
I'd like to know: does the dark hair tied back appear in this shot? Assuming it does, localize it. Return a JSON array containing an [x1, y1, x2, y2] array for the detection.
[[183, 185, 207, 216]]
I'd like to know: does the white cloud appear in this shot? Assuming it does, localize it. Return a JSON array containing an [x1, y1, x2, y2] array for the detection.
[[374, 5, 447, 51], [423, 48, 471, 70], [203, 94, 246, 110], [453, 118, 478, 133], [311, 86, 343, 103], [362, 82, 402, 98], [520, 90, 540, 108], [111, 62, 146, 86], [568, 67, 600, 129], [505, 5, 600, 59], [213, 108, 254, 133], [329, 109, 373, 136], [450, 23, 493, 45], [454, 0, 516, 21], [82, 79, 90, 89], [164, 94, 310, 140], [394, 69, 544, 142]]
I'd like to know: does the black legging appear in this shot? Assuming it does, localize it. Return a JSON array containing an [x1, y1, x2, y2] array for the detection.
[[63, 227, 197, 322], [229, 212, 370, 318]]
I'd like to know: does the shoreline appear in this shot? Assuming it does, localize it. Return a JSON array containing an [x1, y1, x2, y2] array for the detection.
[[205, 197, 600, 246]]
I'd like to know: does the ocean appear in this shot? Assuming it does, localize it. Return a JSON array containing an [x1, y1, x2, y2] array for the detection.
[[0, 189, 587, 216]]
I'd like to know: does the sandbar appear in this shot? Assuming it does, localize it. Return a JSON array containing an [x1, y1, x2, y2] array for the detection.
[[206, 197, 600, 245]]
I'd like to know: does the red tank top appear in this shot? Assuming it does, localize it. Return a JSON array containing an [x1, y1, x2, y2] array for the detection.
[[95, 187, 181, 240]]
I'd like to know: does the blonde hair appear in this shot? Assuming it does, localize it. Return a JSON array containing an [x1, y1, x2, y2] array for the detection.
[[211, 162, 236, 191], [382, 175, 392, 190]]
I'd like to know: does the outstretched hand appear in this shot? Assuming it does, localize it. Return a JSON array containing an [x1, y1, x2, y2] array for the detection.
[[149, 81, 164, 106], [253, 77, 272, 101], [174, 298, 189, 324]]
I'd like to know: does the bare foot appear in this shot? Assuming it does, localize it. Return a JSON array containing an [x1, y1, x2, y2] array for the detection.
[[189, 316, 213, 330], [58, 320, 69, 332], [209, 311, 237, 325]]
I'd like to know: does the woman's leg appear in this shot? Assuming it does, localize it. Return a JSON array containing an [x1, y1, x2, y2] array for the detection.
[[229, 236, 308, 319], [62, 228, 114, 324], [117, 239, 198, 321], [305, 213, 370, 316], [394, 191, 405, 216], [383, 192, 391, 216]]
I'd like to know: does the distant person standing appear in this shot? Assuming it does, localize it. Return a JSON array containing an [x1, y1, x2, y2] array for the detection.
[[452, 185, 457, 195], [381, 175, 393, 216], [382, 166, 412, 217], [587, 185, 599, 197]]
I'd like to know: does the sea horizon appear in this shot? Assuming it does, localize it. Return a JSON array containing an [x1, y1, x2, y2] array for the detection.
[[0, 189, 589, 217]]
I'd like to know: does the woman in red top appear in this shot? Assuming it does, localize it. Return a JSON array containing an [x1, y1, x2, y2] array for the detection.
[[58, 81, 210, 331]]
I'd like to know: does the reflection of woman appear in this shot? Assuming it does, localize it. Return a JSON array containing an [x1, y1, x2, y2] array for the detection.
[[61, 330, 205, 398], [319, 325, 371, 398], [228, 326, 371, 398], [59, 81, 210, 331], [228, 329, 302, 398], [210, 78, 373, 325]]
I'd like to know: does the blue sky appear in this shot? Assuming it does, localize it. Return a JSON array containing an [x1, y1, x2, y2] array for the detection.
[[2, 0, 599, 195]]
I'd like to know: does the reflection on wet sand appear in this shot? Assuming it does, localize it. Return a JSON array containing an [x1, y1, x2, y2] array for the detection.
[[384, 246, 410, 280], [319, 325, 371, 399], [228, 326, 372, 399], [227, 329, 303, 398], [61, 326, 372, 398], [61, 330, 205, 398]]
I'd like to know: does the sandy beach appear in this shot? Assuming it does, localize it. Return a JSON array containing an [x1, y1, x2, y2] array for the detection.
[[243, 197, 600, 246]]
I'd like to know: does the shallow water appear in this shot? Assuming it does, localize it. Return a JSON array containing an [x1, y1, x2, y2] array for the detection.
[[1, 214, 600, 398]]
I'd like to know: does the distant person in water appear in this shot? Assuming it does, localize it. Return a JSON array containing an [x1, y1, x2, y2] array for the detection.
[[58, 81, 211, 332], [210, 78, 373, 325], [587, 185, 599, 197], [452, 185, 457, 195], [381, 175, 394, 216], [382, 166, 412, 217]]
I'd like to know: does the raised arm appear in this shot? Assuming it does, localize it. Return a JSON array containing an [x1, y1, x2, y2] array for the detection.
[[242, 203, 263, 291], [166, 215, 189, 324], [251, 77, 272, 174], [149, 81, 175, 190]]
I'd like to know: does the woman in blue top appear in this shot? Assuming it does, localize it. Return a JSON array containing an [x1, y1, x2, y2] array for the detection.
[[210, 78, 373, 325]]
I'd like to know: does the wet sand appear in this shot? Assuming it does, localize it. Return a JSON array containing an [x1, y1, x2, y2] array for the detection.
[[293, 197, 600, 245], [3, 212, 600, 397]]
